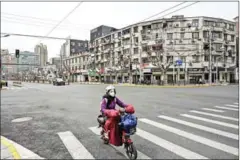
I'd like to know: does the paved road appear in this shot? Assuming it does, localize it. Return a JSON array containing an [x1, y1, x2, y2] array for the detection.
[[1, 82, 239, 159]]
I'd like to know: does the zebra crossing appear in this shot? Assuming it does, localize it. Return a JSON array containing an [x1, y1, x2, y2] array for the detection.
[[56, 102, 239, 159]]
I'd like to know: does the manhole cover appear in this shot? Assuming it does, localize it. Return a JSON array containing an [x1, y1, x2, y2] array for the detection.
[[11, 117, 32, 123]]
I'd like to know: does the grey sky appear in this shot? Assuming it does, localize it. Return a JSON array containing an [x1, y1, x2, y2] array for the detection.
[[1, 1, 238, 59]]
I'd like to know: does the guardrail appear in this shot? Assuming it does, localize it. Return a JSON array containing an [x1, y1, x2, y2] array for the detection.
[[13, 81, 22, 87]]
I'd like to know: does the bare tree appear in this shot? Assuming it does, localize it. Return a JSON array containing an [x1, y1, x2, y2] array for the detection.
[[146, 44, 173, 85]]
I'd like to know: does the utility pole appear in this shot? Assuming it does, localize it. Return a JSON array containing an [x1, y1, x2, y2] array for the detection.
[[209, 28, 213, 85], [129, 29, 133, 84]]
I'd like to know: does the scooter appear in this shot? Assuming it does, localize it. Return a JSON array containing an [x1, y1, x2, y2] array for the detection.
[[97, 107, 138, 160]]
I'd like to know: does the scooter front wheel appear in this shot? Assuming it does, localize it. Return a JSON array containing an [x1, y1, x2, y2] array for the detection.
[[126, 143, 137, 160]]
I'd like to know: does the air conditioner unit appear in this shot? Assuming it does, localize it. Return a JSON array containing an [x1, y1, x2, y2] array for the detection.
[[179, 39, 183, 43], [174, 24, 179, 27]]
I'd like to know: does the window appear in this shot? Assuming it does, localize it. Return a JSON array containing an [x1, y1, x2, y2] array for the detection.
[[142, 45, 148, 52], [71, 41, 75, 46], [167, 56, 173, 63], [180, 33, 185, 39], [213, 32, 222, 39], [215, 22, 221, 27], [204, 55, 209, 61], [232, 57, 235, 63], [192, 32, 199, 39], [112, 34, 115, 39], [118, 42, 121, 47], [167, 33, 173, 39], [203, 31, 209, 38], [156, 33, 159, 39], [192, 19, 199, 27], [134, 27, 138, 33], [75, 58, 77, 63], [231, 46, 235, 52], [192, 55, 200, 62], [229, 24, 234, 31], [134, 37, 139, 43], [224, 34, 228, 41], [213, 43, 222, 51], [134, 48, 138, 54], [231, 35, 235, 42], [71, 48, 75, 53], [224, 23, 228, 28], [78, 43, 81, 46], [118, 32, 121, 37]]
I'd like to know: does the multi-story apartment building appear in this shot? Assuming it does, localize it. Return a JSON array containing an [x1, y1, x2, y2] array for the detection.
[[18, 51, 39, 72], [234, 16, 239, 83], [89, 15, 237, 84], [61, 38, 90, 82]]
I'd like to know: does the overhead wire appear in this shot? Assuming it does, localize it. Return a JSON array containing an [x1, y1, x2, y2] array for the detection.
[[138, 2, 187, 23], [38, 2, 83, 43], [1, 12, 86, 28], [1, 17, 90, 31]]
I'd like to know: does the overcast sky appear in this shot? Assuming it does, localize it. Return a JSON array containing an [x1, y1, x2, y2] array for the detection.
[[1, 1, 238, 59]]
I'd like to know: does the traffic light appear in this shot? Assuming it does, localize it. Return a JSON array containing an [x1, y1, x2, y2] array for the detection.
[[15, 49, 20, 58]]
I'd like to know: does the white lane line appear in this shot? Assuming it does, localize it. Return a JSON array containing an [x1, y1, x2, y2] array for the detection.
[[139, 118, 238, 156], [57, 131, 94, 159], [189, 110, 238, 121], [89, 126, 151, 159], [181, 114, 238, 129], [225, 104, 239, 108], [234, 103, 238, 105], [158, 115, 238, 140], [214, 106, 239, 111], [201, 108, 225, 113], [136, 128, 208, 159]]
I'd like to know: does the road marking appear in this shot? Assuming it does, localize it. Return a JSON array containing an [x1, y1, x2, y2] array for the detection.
[[139, 118, 238, 156], [181, 114, 238, 129], [201, 108, 225, 113], [136, 128, 208, 159], [89, 126, 151, 159], [158, 115, 238, 140], [234, 103, 238, 105], [189, 110, 238, 121], [214, 106, 239, 111], [1, 136, 44, 159], [57, 131, 94, 159], [225, 104, 239, 108]]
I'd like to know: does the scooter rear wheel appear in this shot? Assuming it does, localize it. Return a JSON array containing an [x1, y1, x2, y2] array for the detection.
[[126, 143, 137, 160]]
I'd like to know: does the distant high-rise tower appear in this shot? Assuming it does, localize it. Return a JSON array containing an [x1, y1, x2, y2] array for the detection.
[[34, 43, 48, 67]]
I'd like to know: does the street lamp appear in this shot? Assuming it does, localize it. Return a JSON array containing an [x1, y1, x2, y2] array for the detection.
[[1, 34, 10, 38]]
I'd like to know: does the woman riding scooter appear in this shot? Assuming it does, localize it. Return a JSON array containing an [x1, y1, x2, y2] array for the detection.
[[99, 85, 128, 145]]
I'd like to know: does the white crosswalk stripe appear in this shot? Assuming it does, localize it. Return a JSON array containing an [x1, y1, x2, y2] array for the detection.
[[189, 110, 238, 121], [54, 101, 239, 159], [201, 108, 225, 112], [58, 131, 94, 159], [136, 128, 208, 159], [181, 114, 238, 129], [214, 106, 239, 111], [139, 118, 238, 156], [158, 115, 238, 140], [225, 104, 239, 108]]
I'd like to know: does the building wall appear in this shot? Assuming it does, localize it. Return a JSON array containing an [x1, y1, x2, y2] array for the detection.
[[90, 25, 117, 42]]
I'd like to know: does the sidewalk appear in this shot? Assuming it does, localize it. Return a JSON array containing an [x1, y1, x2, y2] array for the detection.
[[1, 136, 44, 159]]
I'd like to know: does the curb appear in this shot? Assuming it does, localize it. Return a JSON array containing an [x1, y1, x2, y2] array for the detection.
[[114, 84, 210, 88], [1, 136, 44, 159], [1, 136, 21, 159]]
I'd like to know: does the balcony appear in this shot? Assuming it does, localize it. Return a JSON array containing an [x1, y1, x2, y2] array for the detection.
[[123, 33, 130, 39]]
